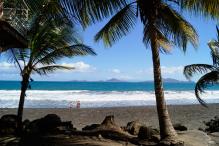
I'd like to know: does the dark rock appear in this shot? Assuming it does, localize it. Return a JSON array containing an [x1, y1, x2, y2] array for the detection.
[[138, 126, 159, 140], [151, 134, 160, 143], [39, 114, 61, 133], [173, 123, 188, 131], [58, 121, 76, 132], [0, 114, 18, 135], [204, 116, 219, 133], [26, 114, 62, 134], [1, 114, 18, 127], [23, 119, 30, 127], [60, 121, 74, 129], [26, 119, 41, 134], [125, 120, 142, 135], [82, 124, 100, 131]]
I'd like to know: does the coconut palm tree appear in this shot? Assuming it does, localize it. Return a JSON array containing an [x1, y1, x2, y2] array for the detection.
[[61, 0, 219, 144], [184, 26, 219, 107], [2, 14, 96, 132]]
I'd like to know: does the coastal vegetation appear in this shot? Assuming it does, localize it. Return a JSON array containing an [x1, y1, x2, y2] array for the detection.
[[184, 26, 219, 107]]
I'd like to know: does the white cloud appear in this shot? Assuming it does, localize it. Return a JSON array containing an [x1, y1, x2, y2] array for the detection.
[[111, 69, 121, 74], [0, 62, 19, 75], [137, 66, 184, 75], [161, 66, 183, 74], [0, 62, 14, 68], [61, 61, 95, 73]]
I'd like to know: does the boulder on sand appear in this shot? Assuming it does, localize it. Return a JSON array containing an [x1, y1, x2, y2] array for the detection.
[[0, 114, 18, 135], [174, 123, 188, 131], [125, 120, 142, 135], [204, 116, 219, 133], [25, 114, 74, 134]]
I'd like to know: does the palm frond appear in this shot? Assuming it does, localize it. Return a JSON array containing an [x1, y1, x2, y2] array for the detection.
[[184, 64, 215, 79], [33, 44, 96, 66], [180, 0, 219, 19], [30, 20, 80, 59], [95, 3, 137, 47], [208, 40, 219, 66], [195, 71, 219, 107], [158, 3, 198, 51], [33, 65, 73, 75], [3, 48, 25, 73], [61, 0, 127, 27], [143, 25, 172, 53]]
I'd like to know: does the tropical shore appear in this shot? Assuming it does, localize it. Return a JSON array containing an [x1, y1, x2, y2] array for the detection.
[[1, 103, 219, 130]]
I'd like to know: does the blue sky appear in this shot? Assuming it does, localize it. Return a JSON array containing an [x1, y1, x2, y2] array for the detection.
[[0, 12, 218, 81]]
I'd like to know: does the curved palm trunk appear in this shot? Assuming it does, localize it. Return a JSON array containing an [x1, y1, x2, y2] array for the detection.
[[17, 73, 30, 134], [150, 34, 177, 140]]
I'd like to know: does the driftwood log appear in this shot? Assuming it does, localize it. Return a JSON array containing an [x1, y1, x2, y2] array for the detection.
[[71, 115, 140, 144]]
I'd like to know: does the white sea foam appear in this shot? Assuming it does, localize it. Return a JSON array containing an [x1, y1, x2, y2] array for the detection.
[[0, 90, 219, 108]]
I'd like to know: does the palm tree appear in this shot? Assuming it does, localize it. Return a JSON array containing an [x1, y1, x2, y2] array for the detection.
[[184, 26, 219, 107], [2, 14, 96, 132], [61, 0, 219, 144]]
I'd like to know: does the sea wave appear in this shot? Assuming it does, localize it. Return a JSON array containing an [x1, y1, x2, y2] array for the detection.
[[0, 90, 219, 108]]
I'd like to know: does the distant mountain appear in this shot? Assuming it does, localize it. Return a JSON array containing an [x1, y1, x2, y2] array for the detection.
[[105, 78, 124, 82], [69, 78, 124, 82], [69, 78, 193, 83], [163, 78, 192, 83], [145, 78, 193, 83]]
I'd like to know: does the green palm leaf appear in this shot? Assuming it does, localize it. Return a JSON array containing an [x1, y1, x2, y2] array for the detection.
[[62, 0, 127, 27], [95, 3, 137, 47], [180, 0, 219, 19], [158, 4, 198, 51], [143, 25, 172, 53], [33, 65, 73, 75], [184, 64, 215, 79], [195, 71, 219, 107], [33, 44, 96, 66]]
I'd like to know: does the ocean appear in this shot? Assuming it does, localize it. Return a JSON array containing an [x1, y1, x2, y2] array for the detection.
[[0, 81, 219, 108]]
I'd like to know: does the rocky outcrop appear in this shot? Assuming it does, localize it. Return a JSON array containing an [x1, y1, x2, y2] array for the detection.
[[24, 114, 75, 134], [173, 123, 188, 131], [204, 116, 219, 133], [125, 120, 142, 135], [0, 114, 18, 135]]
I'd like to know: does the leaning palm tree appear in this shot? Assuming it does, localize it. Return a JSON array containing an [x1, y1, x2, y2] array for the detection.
[[184, 26, 219, 107], [62, 0, 219, 144], [2, 14, 96, 132]]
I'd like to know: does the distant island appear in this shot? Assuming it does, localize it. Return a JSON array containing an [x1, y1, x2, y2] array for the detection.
[[69, 78, 193, 83], [145, 78, 194, 83], [105, 78, 124, 82]]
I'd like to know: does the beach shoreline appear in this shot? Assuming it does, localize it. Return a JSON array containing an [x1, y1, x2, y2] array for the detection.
[[1, 103, 219, 130]]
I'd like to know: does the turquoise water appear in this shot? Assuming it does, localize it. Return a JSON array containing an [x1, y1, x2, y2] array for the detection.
[[0, 81, 219, 108], [0, 80, 219, 91], [0, 80, 200, 91]]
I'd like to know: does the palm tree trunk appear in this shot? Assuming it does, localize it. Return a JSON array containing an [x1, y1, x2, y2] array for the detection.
[[17, 74, 29, 134], [150, 33, 177, 140]]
